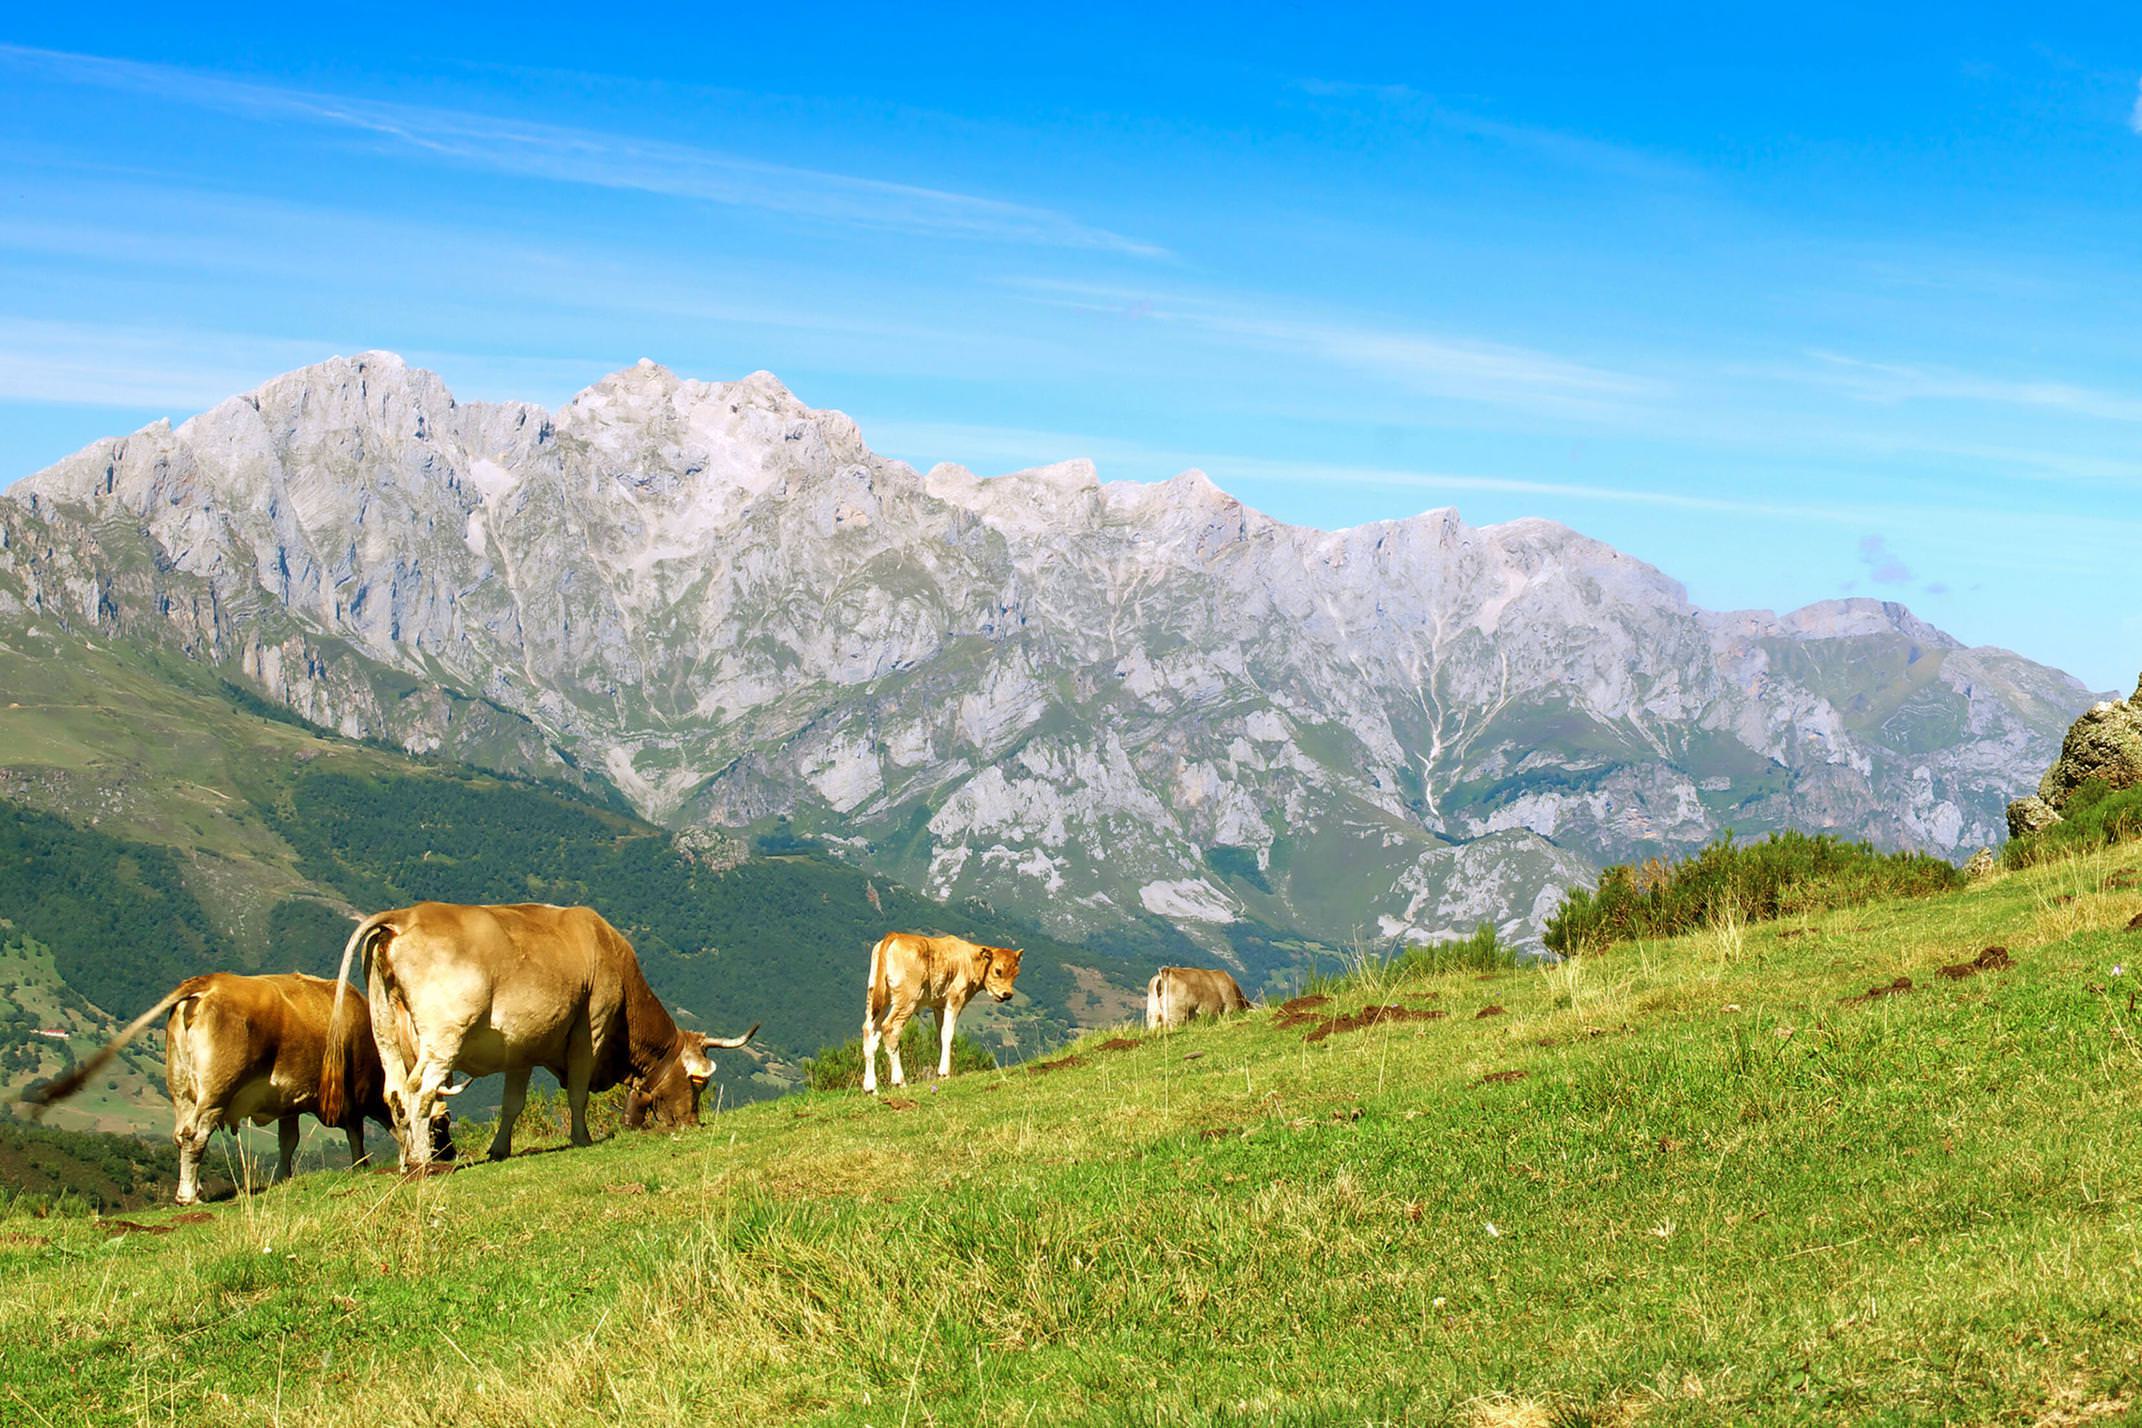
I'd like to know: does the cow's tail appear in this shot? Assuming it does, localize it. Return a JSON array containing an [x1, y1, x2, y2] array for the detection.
[[19, 976, 214, 1115], [319, 911, 397, 1125], [864, 935, 895, 1029]]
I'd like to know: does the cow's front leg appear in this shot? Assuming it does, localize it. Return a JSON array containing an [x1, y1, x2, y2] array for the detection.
[[276, 1114, 300, 1183], [346, 1123, 368, 1170], [565, 1029, 596, 1147], [491, 1066, 531, 1161], [403, 1056, 460, 1170], [937, 998, 964, 1079]]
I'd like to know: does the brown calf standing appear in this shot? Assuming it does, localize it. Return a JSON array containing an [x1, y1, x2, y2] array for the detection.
[[861, 932, 1023, 1093]]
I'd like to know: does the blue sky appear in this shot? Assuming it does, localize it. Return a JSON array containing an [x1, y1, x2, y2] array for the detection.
[[2, 6, 2138, 689]]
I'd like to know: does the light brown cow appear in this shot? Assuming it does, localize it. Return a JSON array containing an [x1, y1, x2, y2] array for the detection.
[[21, 972, 433, 1205], [1144, 966, 1251, 1030], [320, 901, 757, 1169], [860, 932, 1023, 1094]]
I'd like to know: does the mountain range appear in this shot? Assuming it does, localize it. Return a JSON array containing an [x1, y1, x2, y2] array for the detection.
[[2, 352, 2098, 974]]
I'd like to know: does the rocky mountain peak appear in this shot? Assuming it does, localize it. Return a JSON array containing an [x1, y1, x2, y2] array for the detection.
[[1, 353, 2098, 957], [1778, 598, 1960, 650]]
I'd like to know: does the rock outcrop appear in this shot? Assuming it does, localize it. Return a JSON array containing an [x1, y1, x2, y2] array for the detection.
[[2007, 675, 2142, 836]]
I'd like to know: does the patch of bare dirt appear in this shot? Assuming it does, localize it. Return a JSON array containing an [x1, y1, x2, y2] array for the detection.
[[1845, 976, 1914, 1004], [1096, 1037, 1139, 1053], [99, 1219, 170, 1238], [1479, 1070, 1528, 1086], [882, 1097, 919, 1111], [1273, 994, 1331, 1029], [1025, 1054, 1088, 1075], [1475, 1005, 1506, 1019], [1939, 946, 2014, 980], [2127, 912, 2142, 932], [1302, 1005, 1448, 1042]]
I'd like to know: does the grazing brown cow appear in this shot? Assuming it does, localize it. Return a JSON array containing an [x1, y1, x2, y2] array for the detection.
[[21, 973, 442, 1205], [320, 902, 757, 1169], [1145, 966, 1251, 1030], [860, 933, 1023, 1094]]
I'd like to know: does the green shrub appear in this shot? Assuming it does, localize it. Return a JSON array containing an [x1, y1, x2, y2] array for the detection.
[[2002, 781, 2142, 869], [1391, 922, 1523, 975], [1303, 922, 1521, 997], [1546, 830, 1962, 956], [803, 1020, 997, 1092]]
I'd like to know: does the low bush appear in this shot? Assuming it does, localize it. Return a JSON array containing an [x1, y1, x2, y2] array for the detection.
[[1545, 830, 1962, 956], [1302, 922, 1522, 998], [2002, 781, 2142, 869], [803, 1020, 997, 1092], [1388, 921, 1523, 976]]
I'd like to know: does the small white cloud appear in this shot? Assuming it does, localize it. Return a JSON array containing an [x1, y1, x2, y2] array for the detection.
[[1857, 534, 1913, 585]]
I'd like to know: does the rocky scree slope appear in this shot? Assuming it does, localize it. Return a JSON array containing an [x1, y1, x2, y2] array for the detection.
[[2, 353, 2097, 954]]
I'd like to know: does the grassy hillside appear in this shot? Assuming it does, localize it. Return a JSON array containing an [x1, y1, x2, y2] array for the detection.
[[2, 848, 2136, 1423]]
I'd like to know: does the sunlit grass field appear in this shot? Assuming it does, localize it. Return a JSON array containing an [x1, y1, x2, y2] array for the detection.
[[2, 848, 2138, 1425]]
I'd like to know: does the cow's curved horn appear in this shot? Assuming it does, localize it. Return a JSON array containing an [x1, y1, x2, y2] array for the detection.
[[437, 1077, 471, 1097], [704, 1023, 759, 1049]]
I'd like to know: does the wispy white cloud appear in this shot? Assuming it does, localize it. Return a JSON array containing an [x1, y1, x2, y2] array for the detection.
[[1291, 77, 1698, 185], [1800, 351, 2142, 424], [2131, 77, 2142, 135], [0, 45, 1165, 257], [1004, 277, 1662, 416], [0, 318, 335, 412]]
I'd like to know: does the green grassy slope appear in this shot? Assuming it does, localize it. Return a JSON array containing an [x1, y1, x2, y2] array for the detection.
[[3, 850, 2135, 1424]]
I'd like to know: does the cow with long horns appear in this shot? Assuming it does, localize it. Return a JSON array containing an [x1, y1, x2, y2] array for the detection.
[[320, 902, 756, 1169]]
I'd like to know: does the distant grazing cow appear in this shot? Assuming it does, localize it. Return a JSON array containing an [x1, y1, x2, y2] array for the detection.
[[1145, 966, 1251, 1030], [861, 933, 1023, 1093], [21, 972, 446, 1205], [320, 902, 758, 1169]]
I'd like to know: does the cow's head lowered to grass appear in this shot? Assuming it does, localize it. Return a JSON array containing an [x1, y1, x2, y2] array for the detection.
[[322, 903, 766, 1168], [623, 1025, 759, 1129]]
